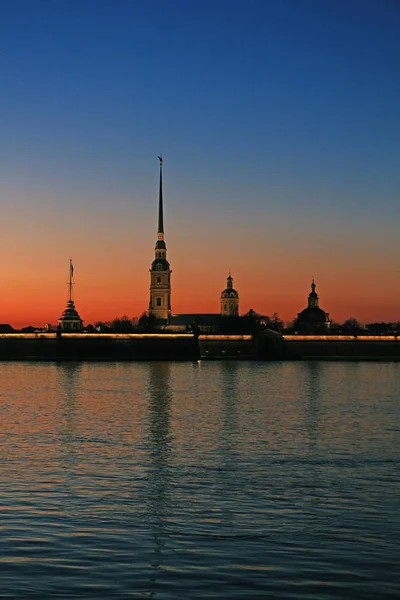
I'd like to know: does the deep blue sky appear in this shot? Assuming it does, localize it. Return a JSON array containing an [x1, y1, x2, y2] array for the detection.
[[1, 0, 399, 198], [0, 0, 399, 324]]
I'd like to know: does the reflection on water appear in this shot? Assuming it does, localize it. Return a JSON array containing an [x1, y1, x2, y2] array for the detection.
[[303, 362, 322, 453], [147, 362, 172, 571], [57, 363, 83, 518], [217, 363, 241, 531], [1, 361, 400, 599]]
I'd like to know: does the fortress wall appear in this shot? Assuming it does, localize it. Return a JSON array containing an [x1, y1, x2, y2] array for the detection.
[[0, 334, 199, 361], [283, 335, 400, 360], [0, 333, 258, 361], [1, 333, 400, 361], [198, 335, 255, 359]]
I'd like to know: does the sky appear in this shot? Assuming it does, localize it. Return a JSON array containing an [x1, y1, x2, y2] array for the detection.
[[0, 0, 399, 327]]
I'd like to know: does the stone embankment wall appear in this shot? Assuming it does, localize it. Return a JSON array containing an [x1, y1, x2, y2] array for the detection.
[[283, 335, 400, 360], [198, 335, 256, 359], [0, 333, 274, 361], [0, 333, 399, 361], [0, 333, 199, 361]]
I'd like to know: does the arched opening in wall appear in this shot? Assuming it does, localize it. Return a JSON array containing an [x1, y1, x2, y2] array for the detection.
[[156, 297, 162, 306]]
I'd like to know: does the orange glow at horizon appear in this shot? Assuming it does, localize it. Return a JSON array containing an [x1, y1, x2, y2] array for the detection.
[[1, 187, 399, 329], [3, 263, 399, 330], [1, 0, 400, 333]]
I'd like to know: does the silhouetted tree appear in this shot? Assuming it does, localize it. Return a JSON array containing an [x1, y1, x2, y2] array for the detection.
[[243, 309, 260, 319], [94, 321, 110, 332], [365, 322, 399, 335], [0, 324, 16, 333], [137, 311, 158, 332], [242, 310, 284, 333], [111, 315, 135, 333], [20, 325, 37, 333], [329, 321, 342, 334], [269, 312, 284, 332], [283, 318, 297, 333], [342, 318, 363, 335], [241, 309, 265, 333]]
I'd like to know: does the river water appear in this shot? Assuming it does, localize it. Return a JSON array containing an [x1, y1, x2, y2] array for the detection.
[[1, 361, 399, 599]]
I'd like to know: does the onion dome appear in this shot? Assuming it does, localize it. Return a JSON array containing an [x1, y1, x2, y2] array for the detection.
[[297, 305, 330, 324], [221, 274, 239, 299]]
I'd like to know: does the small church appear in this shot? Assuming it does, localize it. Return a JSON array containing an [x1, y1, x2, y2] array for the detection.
[[294, 279, 331, 334]]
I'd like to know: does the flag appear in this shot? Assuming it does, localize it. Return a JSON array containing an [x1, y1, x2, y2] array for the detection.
[[70, 260, 74, 278]]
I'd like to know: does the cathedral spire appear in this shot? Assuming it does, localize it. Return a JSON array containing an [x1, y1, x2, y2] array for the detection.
[[158, 155, 164, 238], [149, 156, 172, 321]]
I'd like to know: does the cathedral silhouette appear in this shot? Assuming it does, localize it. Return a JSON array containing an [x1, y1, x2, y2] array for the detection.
[[58, 158, 330, 334]]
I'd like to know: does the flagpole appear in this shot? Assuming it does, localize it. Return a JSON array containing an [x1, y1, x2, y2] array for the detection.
[[69, 259, 73, 302]]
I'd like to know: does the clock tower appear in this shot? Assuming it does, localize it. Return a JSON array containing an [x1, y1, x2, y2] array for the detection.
[[149, 156, 172, 321]]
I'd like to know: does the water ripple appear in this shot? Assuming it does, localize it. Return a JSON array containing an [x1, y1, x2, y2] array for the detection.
[[1, 361, 400, 599]]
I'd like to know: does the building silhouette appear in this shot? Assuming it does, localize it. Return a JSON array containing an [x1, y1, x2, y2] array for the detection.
[[58, 260, 83, 332], [148, 156, 172, 322], [220, 273, 239, 316], [166, 273, 241, 333], [47, 161, 338, 335], [148, 157, 242, 331], [294, 279, 330, 334]]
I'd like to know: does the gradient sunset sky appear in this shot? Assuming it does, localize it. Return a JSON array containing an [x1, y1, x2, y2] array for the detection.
[[1, 0, 399, 328]]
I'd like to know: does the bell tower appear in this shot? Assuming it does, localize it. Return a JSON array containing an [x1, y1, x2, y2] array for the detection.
[[220, 272, 239, 316], [149, 156, 172, 321]]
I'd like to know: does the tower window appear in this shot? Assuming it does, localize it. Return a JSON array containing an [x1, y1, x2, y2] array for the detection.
[[156, 297, 162, 306], [157, 277, 161, 283]]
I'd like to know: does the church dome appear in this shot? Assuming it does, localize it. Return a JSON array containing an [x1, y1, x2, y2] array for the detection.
[[297, 306, 329, 323], [294, 279, 330, 333], [220, 274, 239, 299], [221, 287, 239, 298]]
